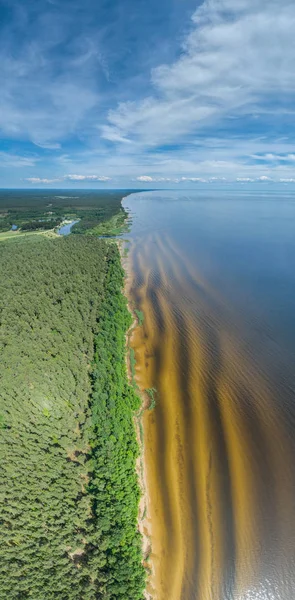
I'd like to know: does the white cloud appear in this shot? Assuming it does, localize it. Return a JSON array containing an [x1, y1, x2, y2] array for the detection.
[[136, 176, 154, 182], [279, 178, 295, 182], [136, 175, 181, 182], [101, 126, 132, 144], [236, 177, 255, 182], [41, 135, 295, 183], [64, 174, 111, 181], [251, 153, 295, 161], [156, 178, 174, 182], [257, 175, 272, 181], [34, 142, 61, 150], [180, 177, 207, 182], [25, 177, 59, 184], [104, 0, 295, 149], [25, 174, 111, 184]]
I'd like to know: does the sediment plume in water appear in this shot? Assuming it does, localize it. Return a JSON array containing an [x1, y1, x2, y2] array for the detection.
[[125, 231, 295, 600]]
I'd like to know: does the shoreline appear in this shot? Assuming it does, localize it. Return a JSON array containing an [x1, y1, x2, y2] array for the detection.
[[117, 239, 154, 600]]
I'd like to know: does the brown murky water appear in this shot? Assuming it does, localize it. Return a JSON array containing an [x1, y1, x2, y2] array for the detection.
[[123, 191, 295, 600]]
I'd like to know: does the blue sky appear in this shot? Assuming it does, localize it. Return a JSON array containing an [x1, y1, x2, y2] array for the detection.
[[1, 0, 295, 188]]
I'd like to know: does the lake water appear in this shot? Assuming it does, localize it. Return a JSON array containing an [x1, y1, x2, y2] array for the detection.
[[57, 220, 79, 235], [123, 190, 295, 600]]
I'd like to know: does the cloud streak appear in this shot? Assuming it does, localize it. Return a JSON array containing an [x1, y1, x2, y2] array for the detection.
[[25, 177, 60, 184], [65, 174, 111, 181], [0, 152, 38, 168], [25, 174, 111, 184]]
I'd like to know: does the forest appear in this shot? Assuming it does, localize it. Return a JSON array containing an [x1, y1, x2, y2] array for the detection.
[[0, 228, 145, 597], [0, 190, 135, 233]]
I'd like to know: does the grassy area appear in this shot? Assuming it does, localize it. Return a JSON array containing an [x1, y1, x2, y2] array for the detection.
[[145, 388, 157, 410], [85, 209, 130, 236], [0, 229, 57, 243], [135, 309, 144, 326]]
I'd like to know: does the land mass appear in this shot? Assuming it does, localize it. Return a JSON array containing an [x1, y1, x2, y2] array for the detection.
[[0, 189, 137, 235], [0, 192, 145, 599]]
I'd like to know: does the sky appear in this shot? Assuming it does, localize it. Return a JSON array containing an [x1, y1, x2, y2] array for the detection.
[[1, 0, 295, 188]]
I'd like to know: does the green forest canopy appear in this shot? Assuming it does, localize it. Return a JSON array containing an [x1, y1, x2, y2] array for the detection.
[[0, 190, 137, 233], [0, 230, 145, 597]]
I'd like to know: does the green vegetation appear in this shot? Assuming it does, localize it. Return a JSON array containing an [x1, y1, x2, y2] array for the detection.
[[145, 388, 157, 410], [0, 234, 145, 598], [129, 347, 137, 388], [123, 246, 129, 257], [89, 245, 144, 598], [0, 229, 58, 243], [20, 218, 62, 230], [0, 190, 135, 234], [80, 209, 130, 237], [134, 309, 144, 326]]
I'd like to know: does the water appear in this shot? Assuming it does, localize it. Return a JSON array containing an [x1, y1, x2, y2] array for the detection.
[[122, 190, 295, 600], [57, 220, 79, 235]]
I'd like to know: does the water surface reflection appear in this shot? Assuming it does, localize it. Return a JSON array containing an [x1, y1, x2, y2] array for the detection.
[[123, 191, 295, 600]]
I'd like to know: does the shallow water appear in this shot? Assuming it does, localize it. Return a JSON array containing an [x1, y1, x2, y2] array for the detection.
[[123, 190, 295, 600]]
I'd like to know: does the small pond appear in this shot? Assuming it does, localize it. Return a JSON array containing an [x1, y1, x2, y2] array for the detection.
[[57, 220, 79, 236]]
